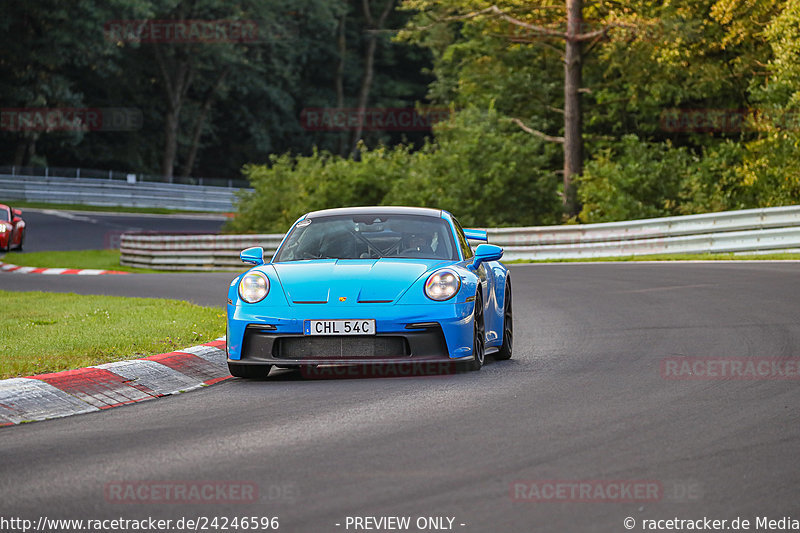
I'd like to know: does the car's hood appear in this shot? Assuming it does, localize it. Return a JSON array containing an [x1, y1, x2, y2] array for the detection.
[[271, 258, 450, 305]]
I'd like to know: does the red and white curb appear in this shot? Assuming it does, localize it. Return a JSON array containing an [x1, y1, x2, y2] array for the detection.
[[0, 262, 130, 275], [0, 339, 229, 426]]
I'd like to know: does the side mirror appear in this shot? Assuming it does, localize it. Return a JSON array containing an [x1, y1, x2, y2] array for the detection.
[[471, 243, 503, 269], [13, 209, 22, 217], [240, 247, 265, 266]]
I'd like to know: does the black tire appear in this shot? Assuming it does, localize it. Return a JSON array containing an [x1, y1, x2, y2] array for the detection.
[[494, 280, 513, 360], [463, 292, 485, 372], [228, 363, 272, 379]]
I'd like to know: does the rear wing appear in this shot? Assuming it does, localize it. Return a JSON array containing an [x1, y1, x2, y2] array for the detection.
[[463, 228, 488, 242]]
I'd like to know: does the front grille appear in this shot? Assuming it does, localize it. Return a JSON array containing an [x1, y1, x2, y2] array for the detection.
[[274, 336, 409, 359]]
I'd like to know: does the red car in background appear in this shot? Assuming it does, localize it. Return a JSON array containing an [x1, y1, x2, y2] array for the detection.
[[0, 204, 25, 252]]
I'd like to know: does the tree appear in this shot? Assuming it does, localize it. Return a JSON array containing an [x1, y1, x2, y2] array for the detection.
[[736, 0, 800, 204], [103, 0, 344, 181], [398, 0, 629, 216], [350, 0, 396, 154], [0, 0, 139, 166], [226, 106, 561, 233]]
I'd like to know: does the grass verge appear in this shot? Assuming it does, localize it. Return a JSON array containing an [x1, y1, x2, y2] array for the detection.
[[1, 250, 159, 273], [0, 290, 226, 379], [3, 199, 222, 216], [510, 252, 800, 263]]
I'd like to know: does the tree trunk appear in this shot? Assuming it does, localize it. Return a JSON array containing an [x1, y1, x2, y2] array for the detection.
[[12, 138, 29, 167], [180, 68, 229, 178], [162, 109, 180, 182], [154, 45, 193, 182], [350, 0, 394, 156], [563, 0, 583, 216], [350, 35, 378, 155], [335, 13, 348, 155]]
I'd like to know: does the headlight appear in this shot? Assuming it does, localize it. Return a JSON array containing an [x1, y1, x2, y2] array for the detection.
[[238, 271, 269, 303], [424, 269, 461, 301]]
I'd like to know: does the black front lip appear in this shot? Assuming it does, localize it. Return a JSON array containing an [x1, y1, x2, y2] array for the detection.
[[227, 355, 471, 366]]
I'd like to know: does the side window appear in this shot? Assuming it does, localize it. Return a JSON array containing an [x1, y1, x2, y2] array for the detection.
[[452, 218, 474, 259]]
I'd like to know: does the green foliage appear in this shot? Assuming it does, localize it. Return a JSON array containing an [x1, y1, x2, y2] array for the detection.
[[0, 0, 432, 178], [577, 135, 693, 223], [7, 0, 800, 225], [735, 0, 800, 206], [385, 107, 561, 227], [578, 136, 762, 222], [679, 141, 750, 213], [226, 107, 561, 232], [0, 0, 141, 166], [226, 144, 412, 233], [398, 0, 800, 226]]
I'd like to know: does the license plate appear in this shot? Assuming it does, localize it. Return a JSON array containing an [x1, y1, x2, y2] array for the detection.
[[304, 319, 375, 336]]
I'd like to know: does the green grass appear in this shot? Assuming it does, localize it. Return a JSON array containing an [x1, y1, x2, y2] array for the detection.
[[0, 290, 226, 379], [3, 199, 224, 215], [510, 252, 800, 263], [1, 250, 159, 273]]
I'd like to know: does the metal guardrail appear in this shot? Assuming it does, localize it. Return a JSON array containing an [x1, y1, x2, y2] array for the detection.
[[499, 226, 800, 261], [119, 205, 800, 269], [0, 165, 249, 188], [483, 205, 800, 245], [485, 205, 800, 260], [1, 174, 242, 212], [121, 233, 284, 270]]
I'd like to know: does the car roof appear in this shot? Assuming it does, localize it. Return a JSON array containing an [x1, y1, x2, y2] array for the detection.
[[304, 206, 443, 219]]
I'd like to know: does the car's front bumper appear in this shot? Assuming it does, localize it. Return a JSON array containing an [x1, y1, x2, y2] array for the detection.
[[226, 301, 475, 364]]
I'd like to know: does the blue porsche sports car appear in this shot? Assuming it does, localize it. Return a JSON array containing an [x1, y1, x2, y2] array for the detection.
[[225, 206, 512, 378]]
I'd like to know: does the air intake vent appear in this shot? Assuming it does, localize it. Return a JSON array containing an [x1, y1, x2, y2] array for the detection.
[[275, 336, 408, 359]]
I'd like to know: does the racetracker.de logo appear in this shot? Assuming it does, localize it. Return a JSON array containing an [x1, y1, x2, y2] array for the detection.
[[0, 108, 142, 132], [105, 481, 258, 504], [104, 20, 259, 43], [300, 362, 460, 380], [661, 357, 800, 380], [659, 108, 800, 132], [300, 108, 451, 132], [511, 480, 662, 503]]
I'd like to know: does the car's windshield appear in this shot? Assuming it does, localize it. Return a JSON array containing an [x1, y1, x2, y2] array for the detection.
[[274, 214, 457, 262], [0, 208, 9, 222]]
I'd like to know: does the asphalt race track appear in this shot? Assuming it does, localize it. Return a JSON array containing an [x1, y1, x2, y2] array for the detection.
[[2, 261, 799, 532], [10, 208, 226, 252]]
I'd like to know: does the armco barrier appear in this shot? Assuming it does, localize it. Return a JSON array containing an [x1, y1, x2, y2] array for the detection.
[[485, 205, 800, 260], [484, 205, 800, 246], [119, 206, 800, 269], [1, 174, 241, 212], [121, 233, 284, 270]]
